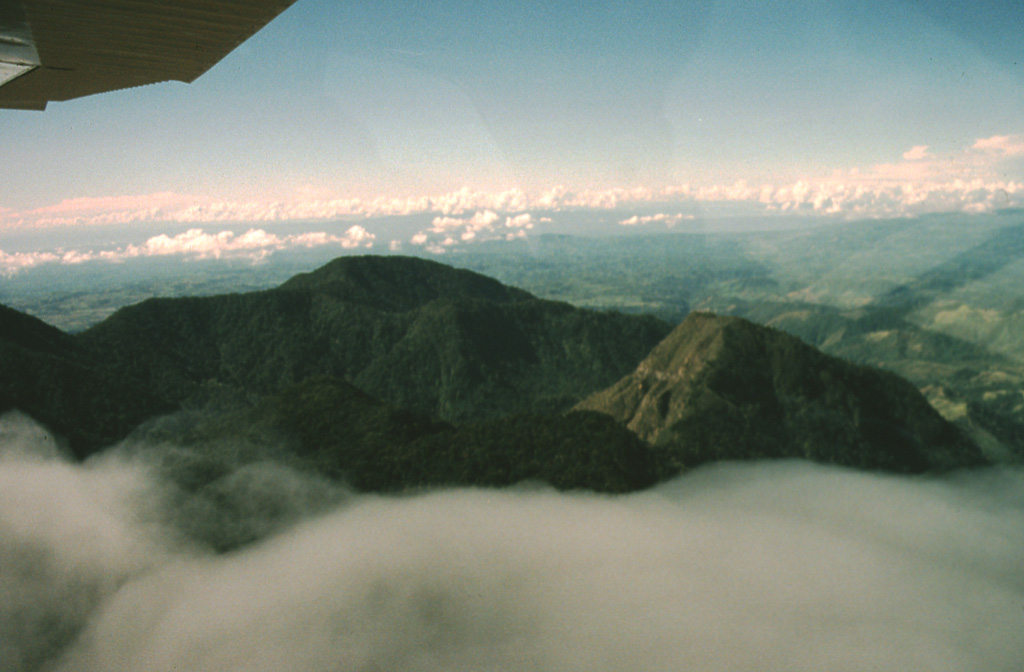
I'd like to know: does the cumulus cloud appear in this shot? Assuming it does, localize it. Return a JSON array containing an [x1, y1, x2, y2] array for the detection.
[[429, 215, 465, 232], [0, 186, 661, 232], [127, 225, 377, 259], [619, 213, 694, 227], [971, 134, 1024, 156], [2, 412, 1023, 672], [413, 209, 532, 250], [749, 178, 1024, 217], [0, 226, 376, 275], [12, 192, 195, 228], [3, 135, 1024, 233], [903, 145, 932, 161], [470, 210, 501, 227], [0, 249, 60, 276], [505, 213, 534, 229]]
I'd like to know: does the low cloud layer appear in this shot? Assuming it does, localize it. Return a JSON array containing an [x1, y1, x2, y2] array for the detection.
[[619, 212, 694, 227], [2, 412, 1023, 672], [3, 134, 1023, 234], [0, 226, 374, 276]]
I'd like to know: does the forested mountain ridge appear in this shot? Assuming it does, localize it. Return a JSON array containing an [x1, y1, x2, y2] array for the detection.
[[577, 312, 985, 472], [143, 377, 665, 515], [76, 255, 671, 425], [3, 256, 663, 456], [0, 303, 171, 454], [278, 255, 536, 310], [0, 256, 992, 481], [0, 303, 76, 356]]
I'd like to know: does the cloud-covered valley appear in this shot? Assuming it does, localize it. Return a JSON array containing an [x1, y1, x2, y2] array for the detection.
[[2, 412, 1022, 672]]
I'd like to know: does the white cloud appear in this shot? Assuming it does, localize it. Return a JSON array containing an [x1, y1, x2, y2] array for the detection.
[[3, 135, 1023, 234], [411, 209, 532, 251], [971, 134, 1024, 156], [694, 180, 759, 202], [429, 216, 466, 233], [339, 225, 374, 247], [428, 210, 501, 237], [119, 226, 375, 260], [469, 210, 501, 228], [750, 178, 1024, 217], [505, 213, 534, 229], [0, 227, 376, 275], [0, 249, 60, 276], [903, 145, 932, 161], [618, 213, 694, 227]]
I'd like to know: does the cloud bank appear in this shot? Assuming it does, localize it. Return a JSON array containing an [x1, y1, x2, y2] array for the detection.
[[2, 412, 1023, 672], [3, 134, 1023, 233], [618, 213, 694, 227], [0, 226, 375, 276], [4, 134, 1024, 272]]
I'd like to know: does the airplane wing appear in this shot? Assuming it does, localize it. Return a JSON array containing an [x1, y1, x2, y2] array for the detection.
[[0, 0, 298, 110]]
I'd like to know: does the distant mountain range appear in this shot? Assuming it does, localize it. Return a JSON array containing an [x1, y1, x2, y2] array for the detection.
[[0, 256, 994, 493]]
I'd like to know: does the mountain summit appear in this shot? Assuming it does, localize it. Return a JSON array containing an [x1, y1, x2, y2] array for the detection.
[[278, 255, 533, 312], [576, 312, 984, 472]]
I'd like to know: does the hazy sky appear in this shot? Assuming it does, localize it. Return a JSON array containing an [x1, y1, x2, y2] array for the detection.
[[1, 0, 1023, 246]]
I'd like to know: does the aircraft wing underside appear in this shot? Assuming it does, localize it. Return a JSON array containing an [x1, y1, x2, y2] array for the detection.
[[0, 0, 298, 110]]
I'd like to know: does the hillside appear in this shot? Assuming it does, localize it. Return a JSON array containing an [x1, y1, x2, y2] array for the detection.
[[0, 304, 169, 455], [263, 377, 664, 494], [61, 256, 670, 446], [2, 257, 992, 481], [576, 312, 985, 472], [126, 376, 666, 552]]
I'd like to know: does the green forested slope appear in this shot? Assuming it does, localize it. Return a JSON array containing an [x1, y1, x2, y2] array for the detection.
[[578, 313, 984, 472], [74, 255, 671, 428], [0, 304, 170, 455]]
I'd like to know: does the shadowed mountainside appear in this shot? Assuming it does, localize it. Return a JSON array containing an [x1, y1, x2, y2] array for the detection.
[[1, 256, 669, 456], [270, 377, 662, 494], [75, 256, 671, 426], [123, 376, 667, 552], [0, 305, 170, 453]]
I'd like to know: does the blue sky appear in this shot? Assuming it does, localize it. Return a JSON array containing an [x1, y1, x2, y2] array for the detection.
[[1, 0, 1023, 266]]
